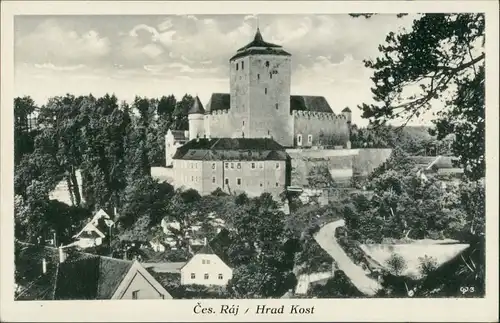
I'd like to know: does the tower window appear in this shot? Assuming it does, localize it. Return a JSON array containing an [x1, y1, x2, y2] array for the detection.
[[236, 62, 239, 70], [242, 61, 244, 70], [237, 178, 242, 185], [243, 121, 245, 126], [212, 177, 216, 183], [257, 74, 260, 80], [308, 134, 313, 144], [275, 103, 278, 110], [265, 61, 269, 67], [297, 134, 303, 146], [225, 178, 229, 185], [265, 88, 267, 95], [270, 72, 272, 79]]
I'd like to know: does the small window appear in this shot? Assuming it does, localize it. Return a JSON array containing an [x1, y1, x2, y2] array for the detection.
[[225, 162, 229, 169], [237, 178, 242, 185], [265, 61, 269, 67], [230, 163, 234, 169], [243, 121, 245, 126], [308, 134, 313, 144], [191, 176, 194, 182], [132, 290, 140, 300], [260, 183, 263, 187], [276, 182, 279, 187], [191, 273, 196, 279], [236, 62, 239, 70], [218, 274, 223, 280], [297, 134, 303, 146], [242, 61, 244, 69], [251, 162, 256, 169], [276, 163, 280, 169], [212, 177, 216, 183], [270, 72, 272, 79], [275, 103, 278, 110], [257, 74, 260, 80], [225, 178, 229, 185], [204, 273, 209, 280], [212, 163, 216, 169], [265, 88, 267, 95], [237, 163, 241, 169]]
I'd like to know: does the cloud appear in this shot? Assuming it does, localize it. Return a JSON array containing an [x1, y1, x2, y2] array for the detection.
[[33, 63, 86, 71], [15, 19, 110, 64]]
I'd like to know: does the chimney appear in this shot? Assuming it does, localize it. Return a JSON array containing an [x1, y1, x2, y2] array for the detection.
[[58, 246, 67, 263], [42, 258, 47, 274]]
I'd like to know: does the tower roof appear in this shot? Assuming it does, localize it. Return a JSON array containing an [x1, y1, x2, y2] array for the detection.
[[230, 28, 291, 61], [342, 107, 352, 113], [188, 96, 205, 114]]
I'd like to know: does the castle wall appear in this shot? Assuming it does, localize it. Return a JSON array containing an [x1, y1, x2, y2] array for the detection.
[[247, 55, 293, 147], [292, 111, 350, 148], [229, 56, 251, 138], [205, 111, 232, 138], [188, 114, 205, 140]]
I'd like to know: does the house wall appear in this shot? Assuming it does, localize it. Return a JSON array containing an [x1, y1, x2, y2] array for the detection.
[[120, 271, 171, 299], [165, 132, 187, 167], [180, 254, 233, 286]]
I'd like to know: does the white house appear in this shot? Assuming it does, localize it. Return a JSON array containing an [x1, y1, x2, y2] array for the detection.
[[90, 209, 115, 228], [165, 130, 189, 167], [180, 244, 232, 287], [73, 222, 106, 249]]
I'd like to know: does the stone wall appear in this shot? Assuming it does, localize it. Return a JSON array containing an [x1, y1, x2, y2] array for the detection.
[[292, 111, 350, 148]]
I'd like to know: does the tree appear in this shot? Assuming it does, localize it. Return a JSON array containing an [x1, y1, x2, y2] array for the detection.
[[357, 13, 485, 180], [306, 163, 335, 189]]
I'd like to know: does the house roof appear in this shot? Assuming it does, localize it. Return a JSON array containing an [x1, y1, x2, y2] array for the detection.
[[53, 256, 134, 300], [170, 130, 188, 141], [410, 155, 461, 172], [230, 28, 291, 61], [342, 107, 352, 113], [204, 93, 334, 114], [188, 96, 205, 115], [74, 223, 106, 239], [196, 244, 216, 255], [172, 138, 289, 161]]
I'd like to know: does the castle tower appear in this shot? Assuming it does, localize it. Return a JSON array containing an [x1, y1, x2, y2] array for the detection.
[[229, 28, 293, 146], [188, 96, 205, 140], [342, 107, 352, 149]]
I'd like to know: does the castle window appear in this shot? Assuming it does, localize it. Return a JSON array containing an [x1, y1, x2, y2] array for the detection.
[[225, 178, 229, 185], [191, 273, 195, 279], [275, 103, 278, 110], [265, 88, 267, 95], [297, 134, 303, 146], [260, 183, 263, 187], [265, 61, 269, 67], [236, 62, 239, 70], [308, 134, 313, 144], [269, 72, 272, 79], [230, 163, 234, 169], [251, 162, 256, 169], [237, 178, 242, 185], [225, 162, 229, 169], [242, 61, 244, 70], [212, 177, 216, 183], [204, 273, 209, 280], [243, 121, 245, 126], [212, 163, 216, 169], [237, 163, 241, 169], [276, 163, 280, 169], [257, 74, 260, 80]]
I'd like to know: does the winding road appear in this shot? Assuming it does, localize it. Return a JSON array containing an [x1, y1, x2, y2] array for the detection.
[[314, 219, 382, 296]]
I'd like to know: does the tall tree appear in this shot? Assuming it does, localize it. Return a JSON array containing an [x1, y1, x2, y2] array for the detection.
[[357, 13, 485, 180]]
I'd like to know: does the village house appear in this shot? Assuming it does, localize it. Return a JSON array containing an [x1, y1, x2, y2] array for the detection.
[[15, 242, 172, 300], [72, 209, 114, 249], [180, 244, 233, 287]]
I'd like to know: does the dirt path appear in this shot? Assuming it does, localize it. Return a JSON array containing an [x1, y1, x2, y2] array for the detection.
[[314, 220, 382, 296]]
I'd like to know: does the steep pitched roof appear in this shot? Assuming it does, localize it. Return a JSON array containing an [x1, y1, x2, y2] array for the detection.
[[172, 138, 289, 161], [230, 28, 291, 61], [342, 107, 352, 113], [188, 96, 205, 115], [53, 256, 133, 300], [196, 244, 216, 255], [204, 93, 334, 114]]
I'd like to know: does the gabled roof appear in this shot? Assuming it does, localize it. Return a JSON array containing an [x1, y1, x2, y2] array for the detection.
[[172, 138, 289, 161], [196, 244, 216, 255], [188, 96, 205, 115], [342, 107, 352, 113], [204, 93, 334, 114], [74, 223, 106, 239], [230, 28, 291, 61]]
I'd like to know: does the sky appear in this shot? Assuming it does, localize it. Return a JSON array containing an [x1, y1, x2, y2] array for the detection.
[[14, 14, 428, 126]]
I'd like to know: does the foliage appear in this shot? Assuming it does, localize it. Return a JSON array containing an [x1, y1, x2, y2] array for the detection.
[[418, 255, 438, 277], [306, 163, 335, 188], [385, 253, 408, 276], [307, 271, 363, 298], [357, 13, 485, 180]]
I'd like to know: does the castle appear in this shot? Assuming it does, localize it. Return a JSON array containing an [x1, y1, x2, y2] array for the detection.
[[166, 28, 353, 196]]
